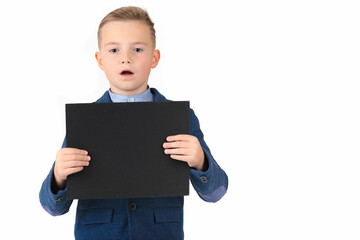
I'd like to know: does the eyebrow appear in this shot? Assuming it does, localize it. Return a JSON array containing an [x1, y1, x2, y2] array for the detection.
[[104, 41, 148, 47]]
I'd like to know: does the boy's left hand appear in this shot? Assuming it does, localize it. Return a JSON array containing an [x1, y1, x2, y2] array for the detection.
[[163, 134, 206, 171]]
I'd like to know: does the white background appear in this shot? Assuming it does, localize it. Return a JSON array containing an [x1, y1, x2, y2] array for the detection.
[[1, 0, 359, 239]]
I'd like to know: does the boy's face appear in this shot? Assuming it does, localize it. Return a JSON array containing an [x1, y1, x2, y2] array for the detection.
[[95, 20, 160, 95]]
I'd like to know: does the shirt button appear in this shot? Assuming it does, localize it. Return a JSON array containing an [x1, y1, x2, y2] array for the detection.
[[129, 202, 137, 211], [200, 176, 208, 183], [129, 97, 135, 102]]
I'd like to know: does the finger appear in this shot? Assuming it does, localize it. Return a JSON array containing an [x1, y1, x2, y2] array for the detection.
[[61, 154, 91, 162], [63, 160, 90, 169], [169, 154, 189, 163], [163, 141, 189, 149], [64, 167, 84, 178], [166, 134, 193, 142], [164, 148, 188, 155], [60, 148, 88, 155]]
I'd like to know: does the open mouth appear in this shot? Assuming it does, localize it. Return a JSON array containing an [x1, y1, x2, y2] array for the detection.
[[120, 70, 134, 76]]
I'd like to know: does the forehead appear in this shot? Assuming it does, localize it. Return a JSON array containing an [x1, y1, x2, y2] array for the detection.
[[100, 20, 152, 46]]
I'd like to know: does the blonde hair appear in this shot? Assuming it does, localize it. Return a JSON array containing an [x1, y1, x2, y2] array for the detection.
[[97, 6, 156, 49]]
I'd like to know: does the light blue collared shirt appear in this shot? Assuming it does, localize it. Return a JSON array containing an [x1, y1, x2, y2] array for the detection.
[[108, 88, 153, 103]]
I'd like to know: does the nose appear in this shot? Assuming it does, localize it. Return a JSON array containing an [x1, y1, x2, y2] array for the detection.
[[121, 51, 132, 64]]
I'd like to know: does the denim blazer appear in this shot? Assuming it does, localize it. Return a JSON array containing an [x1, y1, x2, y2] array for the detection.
[[39, 88, 228, 240]]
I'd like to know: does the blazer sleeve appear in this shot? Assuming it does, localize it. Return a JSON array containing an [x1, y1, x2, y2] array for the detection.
[[189, 109, 228, 203], [39, 138, 73, 216]]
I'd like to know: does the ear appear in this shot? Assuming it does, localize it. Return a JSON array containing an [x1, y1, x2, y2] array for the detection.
[[95, 51, 104, 70], [151, 49, 160, 68]]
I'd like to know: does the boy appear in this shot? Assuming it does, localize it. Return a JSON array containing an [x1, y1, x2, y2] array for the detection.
[[39, 6, 228, 240]]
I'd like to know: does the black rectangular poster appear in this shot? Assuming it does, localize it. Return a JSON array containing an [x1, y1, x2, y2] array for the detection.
[[66, 101, 190, 199]]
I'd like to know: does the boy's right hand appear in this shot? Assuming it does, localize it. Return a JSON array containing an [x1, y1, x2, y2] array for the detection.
[[53, 148, 91, 189]]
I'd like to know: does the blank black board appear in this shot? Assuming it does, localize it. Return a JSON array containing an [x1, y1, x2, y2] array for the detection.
[[66, 101, 190, 200]]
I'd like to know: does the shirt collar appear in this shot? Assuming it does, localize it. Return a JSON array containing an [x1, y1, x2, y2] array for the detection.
[[108, 87, 153, 103]]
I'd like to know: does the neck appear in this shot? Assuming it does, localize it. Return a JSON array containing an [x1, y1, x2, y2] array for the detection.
[[109, 85, 148, 96]]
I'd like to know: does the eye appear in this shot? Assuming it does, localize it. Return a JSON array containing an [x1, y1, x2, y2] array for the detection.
[[134, 48, 143, 53], [109, 48, 119, 53]]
